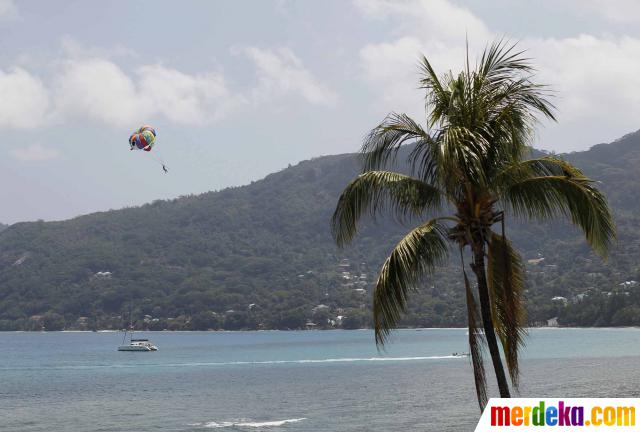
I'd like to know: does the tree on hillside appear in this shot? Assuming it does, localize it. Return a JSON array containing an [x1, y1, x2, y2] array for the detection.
[[332, 40, 614, 409]]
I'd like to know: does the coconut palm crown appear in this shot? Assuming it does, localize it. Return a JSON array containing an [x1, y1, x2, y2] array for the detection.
[[331, 41, 615, 409]]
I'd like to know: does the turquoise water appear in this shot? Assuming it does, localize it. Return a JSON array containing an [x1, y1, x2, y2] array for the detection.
[[2, 328, 640, 431]]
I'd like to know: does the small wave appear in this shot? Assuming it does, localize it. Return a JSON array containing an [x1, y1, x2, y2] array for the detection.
[[191, 418, 306, 428]]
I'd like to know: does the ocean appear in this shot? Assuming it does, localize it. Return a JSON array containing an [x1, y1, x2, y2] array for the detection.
[[2, 328, 640, 431]]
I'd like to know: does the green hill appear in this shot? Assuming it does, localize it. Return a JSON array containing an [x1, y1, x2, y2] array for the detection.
[[1, 131, 640, 331]]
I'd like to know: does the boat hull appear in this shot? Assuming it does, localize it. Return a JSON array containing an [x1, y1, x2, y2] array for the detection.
[[117, 344, 158, 351]]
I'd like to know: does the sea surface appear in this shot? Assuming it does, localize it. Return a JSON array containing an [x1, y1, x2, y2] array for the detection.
[[2, 328, 640, 431]]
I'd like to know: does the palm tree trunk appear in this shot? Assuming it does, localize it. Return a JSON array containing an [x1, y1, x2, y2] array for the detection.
[[471, 244, 511, 398]]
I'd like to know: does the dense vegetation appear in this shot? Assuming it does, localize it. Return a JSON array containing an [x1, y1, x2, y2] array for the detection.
[[0, 132, 639, 331]]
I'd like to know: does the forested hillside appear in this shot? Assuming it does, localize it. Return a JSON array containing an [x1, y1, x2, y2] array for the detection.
[[1, 131, 639, 331]]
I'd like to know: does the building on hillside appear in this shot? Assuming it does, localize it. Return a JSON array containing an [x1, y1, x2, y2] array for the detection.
[[573, 293, 587, 302], [551, 296, 568, 305], [312, 304, 329, 314]]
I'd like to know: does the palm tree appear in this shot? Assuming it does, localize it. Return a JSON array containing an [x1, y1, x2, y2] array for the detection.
[[331, 41, 614, 409]]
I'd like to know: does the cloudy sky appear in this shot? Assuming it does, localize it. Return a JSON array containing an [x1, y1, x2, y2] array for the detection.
[[2, 0, 640, 223]]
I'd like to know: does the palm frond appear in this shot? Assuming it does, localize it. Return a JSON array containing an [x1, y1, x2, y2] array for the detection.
[[477, 40, 555, 119], [373, 220, 449, 345], [439, 125, 489, 188], [361, 113, 433, 172], [487, 232, 526, 389], [493, 156, 579, 191], [471, 42, 556, 184], [463, 254, 488, 410], [503, 174, 615, 256], [483, 80, 554, 159], [419, 56, 451, 129], [332, 171, 442, 247], [478, 39, 533, 85], [505, 156, 582, 177]]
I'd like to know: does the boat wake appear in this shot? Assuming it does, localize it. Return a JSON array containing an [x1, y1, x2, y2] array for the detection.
[[0, 356, 463, 371], [189, 418, 306, 428], [179, 355, 459, 366]]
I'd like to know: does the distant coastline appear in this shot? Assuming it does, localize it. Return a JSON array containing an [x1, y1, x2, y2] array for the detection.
[[5, 326, 640, 333]]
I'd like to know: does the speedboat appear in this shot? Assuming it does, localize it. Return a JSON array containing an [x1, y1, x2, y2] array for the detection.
[[118, 338, 158, 351]]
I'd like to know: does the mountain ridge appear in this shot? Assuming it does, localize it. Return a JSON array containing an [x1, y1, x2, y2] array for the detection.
[[1, 131, 639, 330]]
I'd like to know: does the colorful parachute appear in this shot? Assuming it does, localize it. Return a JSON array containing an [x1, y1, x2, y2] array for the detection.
[[129, 125, 156, 152]]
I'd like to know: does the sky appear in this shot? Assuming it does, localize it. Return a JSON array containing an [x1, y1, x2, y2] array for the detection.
[[2, 0, 640, 223]]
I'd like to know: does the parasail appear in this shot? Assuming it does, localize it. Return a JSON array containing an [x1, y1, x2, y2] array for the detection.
[[129, 125, 156, 152], [128, 125, 168, 173]]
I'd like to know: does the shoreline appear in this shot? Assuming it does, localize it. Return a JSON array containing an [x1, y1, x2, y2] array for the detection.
[[4, 326, 640, 333]]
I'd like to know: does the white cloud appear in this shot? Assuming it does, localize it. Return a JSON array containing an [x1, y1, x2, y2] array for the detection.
[[10, 144, 60, 161], [354, 0, 490, 42], [0, 68, 50, 128], [138, 65, 245, 124], [51, 58, 244, 127], [359, 36, 469, 115], [354, 0, 640, 149], [0, 42, 336, 130], [528, 35, 640, 123], [245, 47, 338, 106], [356, 0, 491, 116], [53, 58, 144, 127]]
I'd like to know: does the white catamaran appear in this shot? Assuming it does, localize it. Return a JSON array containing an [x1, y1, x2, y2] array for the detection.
[[118, 326, 158, 351], [118, 337, 158, 351], [118, 305, 158, 352]]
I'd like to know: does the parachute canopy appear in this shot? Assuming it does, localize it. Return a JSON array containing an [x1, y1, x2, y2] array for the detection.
[[129, 125, 156, 152]]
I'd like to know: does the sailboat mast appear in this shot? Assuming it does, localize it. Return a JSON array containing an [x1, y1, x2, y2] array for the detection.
[[129, 302, 133, 340], [122, 302, 133, 345]]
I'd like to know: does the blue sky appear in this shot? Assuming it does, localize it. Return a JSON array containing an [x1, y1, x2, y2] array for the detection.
[[2, 0, 640, 223]]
